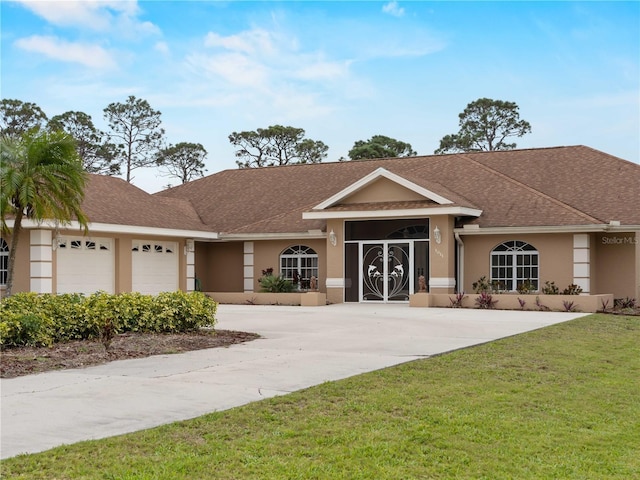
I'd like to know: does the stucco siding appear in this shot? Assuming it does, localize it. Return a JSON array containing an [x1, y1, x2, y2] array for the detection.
[[461, 233, 574, 293], [196, 242, 244, 292], [594, 232, 638, 298]]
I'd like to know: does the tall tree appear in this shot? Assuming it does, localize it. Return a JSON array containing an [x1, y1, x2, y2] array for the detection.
[[229, 125, 328, 168], [0, 99, 48, 137], [0, 130, 89, 296], [348, 135, 417, 160], [48, 111, 120, 175], [156, 142, 207, 185], [435, 98, 532, 154], [103, 96, 165, 182]]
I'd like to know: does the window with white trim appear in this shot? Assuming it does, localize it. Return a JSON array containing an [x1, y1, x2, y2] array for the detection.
[[280, 245, 318, 290], [0, 238, 8, 286], [490, 241, 539, 291]]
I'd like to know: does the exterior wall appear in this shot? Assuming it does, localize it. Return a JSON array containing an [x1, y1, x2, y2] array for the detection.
[[0, 233, 31, 296], [195, 242, 244, 292], [461, 233, 574, 293], [594, 232, 638, 299], [429, 215, 456, 293], [343, 178, 425, 204], [5, 228, 190, 296], [326, 219, 344, 304], [252, 239, 326, 293]]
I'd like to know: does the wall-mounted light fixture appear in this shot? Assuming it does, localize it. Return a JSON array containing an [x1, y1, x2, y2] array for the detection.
[[329, 229, 337, 247], [185, 239, 195, 255], [433, 226, 442, 244], [51, 233, 62, 251]]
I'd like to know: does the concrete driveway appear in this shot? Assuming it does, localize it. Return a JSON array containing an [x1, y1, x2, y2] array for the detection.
[[1, 304, 586, 459]]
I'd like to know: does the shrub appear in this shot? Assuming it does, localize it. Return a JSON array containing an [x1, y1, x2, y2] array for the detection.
[[562, 300, 578, 312], [0, 291, 218, 347], [535, 296, 550, 311], [517, 297, 526, 310], [542, 281, 559, 295], [562, 284, 583, 295], [449, 292, 466, 308], [472, 276, 491, 294], [516, 279, 536, 294], [614, 297, 637, 309], [475, 292, 498, 309], [258, 272, 294, 293]]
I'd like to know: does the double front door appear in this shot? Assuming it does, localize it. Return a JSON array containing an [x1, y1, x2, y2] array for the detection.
[[360, 241, 426, 302]]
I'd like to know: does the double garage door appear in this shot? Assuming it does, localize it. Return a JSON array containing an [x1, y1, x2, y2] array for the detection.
[[56, 237, 178, 295]]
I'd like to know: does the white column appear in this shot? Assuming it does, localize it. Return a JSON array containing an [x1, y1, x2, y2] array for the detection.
[[243, 242, 254, 292], [573, 234, 590, 294], [186, 239, 195, 292], [30, 230, 53, 293]]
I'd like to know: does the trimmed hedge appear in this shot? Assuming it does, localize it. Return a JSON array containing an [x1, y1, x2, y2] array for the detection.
[[0, 291, 218, 348]]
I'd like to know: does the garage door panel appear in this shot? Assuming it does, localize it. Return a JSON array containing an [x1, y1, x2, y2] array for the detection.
[[132, 240, 178, 295], [56, 237, 115, 294]]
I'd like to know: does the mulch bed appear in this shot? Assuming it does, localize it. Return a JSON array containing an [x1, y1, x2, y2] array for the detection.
[[0, 329, 260, 379]]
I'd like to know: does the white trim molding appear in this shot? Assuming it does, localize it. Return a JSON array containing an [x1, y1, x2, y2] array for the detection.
[[429, 277, 457, 289], [456, 224, 640, 236], [6, 219, 219, 240], [303, 206, 482, 220], [325, 277, 345, 288]]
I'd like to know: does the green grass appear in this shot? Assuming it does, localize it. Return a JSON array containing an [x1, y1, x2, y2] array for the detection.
[[3, 314, 639, 479]]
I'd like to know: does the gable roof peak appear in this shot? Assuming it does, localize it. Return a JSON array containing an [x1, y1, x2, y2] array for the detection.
[[312, 166, 453, 211]]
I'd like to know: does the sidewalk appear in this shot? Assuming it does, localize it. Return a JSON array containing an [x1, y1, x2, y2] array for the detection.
[[1, 304, 586, 459]]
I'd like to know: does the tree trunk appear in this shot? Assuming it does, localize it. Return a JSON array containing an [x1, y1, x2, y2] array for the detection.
[[5, 208, 24, 297]]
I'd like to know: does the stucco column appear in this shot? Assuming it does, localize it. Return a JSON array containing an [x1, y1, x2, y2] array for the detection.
[[325, 219, 344, 304], [185, 239, 195, 292], [573, 234, 590, 294], [429, 216, 456, 294], [30, 230, 53, 294], [243, 242, 254, 293], [636, 232, 640, 300]]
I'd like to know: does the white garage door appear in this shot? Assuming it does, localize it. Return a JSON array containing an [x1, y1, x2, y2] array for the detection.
[[132, 240, 179, 294], [56, 237, 115, 294]]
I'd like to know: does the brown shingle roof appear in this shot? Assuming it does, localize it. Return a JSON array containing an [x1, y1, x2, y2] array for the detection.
[[156, 146, 640, 233], [82, 175, 211, 232]]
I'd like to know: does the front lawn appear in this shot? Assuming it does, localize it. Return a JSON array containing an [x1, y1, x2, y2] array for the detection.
[[3, 314, 639, 479]]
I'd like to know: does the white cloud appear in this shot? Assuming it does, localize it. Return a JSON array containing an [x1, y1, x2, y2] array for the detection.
[[15, 35, 117, 70], [204, 29, 276, 56], [382, 1, 405, 18], [154, 41, 170, 55], [14, 0, 159, 36]]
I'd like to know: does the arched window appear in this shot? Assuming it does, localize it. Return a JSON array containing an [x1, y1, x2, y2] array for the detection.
[[0, 238, 9, 286], [490, 241, 539, 291], [280, 245, 318, 289]]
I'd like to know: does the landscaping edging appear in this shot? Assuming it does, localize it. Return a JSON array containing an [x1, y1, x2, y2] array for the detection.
[[410, 293, 614, 313], [207, 292, 326, 306]]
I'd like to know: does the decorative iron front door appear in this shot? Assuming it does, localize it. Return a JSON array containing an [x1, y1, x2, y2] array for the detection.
[[361, 242, 411, 302]]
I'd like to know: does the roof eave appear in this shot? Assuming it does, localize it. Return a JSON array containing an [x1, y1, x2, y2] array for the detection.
[[303, 206, 482, 220], [217, 230, 327, 242], [5, 219, 219, 240], [455, 224, 640, 235]]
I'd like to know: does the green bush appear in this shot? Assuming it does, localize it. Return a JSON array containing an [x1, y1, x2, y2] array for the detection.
[[258, 274, 294, 293], [0, 291, 217, 347]]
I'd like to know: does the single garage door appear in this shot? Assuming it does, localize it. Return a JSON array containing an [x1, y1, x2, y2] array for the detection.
[[56, 236, 115, 294], [132, 240, 179, 294]]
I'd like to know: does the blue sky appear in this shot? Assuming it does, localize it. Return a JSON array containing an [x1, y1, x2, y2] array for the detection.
[[2, 1, 639, 192]]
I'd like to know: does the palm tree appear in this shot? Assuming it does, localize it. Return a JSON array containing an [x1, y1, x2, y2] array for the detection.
[[1, 130, 89, 296]]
